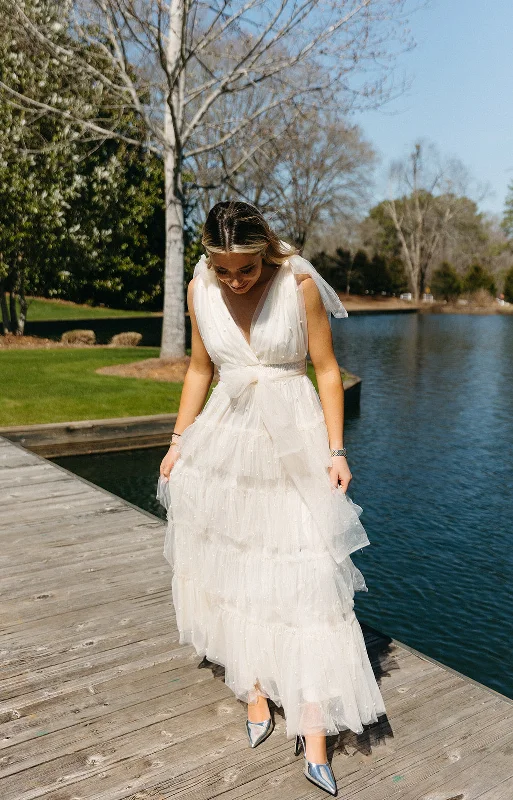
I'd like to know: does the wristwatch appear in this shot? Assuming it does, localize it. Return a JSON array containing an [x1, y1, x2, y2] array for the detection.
[[330, 447, 347, 457]]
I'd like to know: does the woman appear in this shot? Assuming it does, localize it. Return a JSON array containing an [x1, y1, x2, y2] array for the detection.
[[158, 201, 386, 796]]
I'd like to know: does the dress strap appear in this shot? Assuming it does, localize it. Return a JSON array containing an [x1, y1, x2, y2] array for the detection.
[[279, 242, 348, 319], [192, 254, 209, 280]]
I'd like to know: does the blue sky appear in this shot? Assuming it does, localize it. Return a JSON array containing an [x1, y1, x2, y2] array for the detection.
[[355, 0, 513, 218]]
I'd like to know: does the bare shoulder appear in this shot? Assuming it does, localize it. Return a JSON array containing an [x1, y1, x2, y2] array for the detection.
[[294, 272, 311, 288], [296, 274, 323, 312]]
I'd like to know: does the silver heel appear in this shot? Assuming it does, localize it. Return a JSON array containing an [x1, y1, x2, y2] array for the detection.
[[246, 703, 274, 748], [294, 733, 338, 796]]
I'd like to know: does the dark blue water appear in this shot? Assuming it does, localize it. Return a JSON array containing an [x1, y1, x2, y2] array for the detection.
[[53, 312, 513, 700]]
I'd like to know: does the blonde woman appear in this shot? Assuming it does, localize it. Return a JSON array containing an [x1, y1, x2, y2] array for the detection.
[[158, 201, 386, 796]]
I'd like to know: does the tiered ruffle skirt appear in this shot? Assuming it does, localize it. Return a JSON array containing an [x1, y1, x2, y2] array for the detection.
[[159, 374, 386, 737]]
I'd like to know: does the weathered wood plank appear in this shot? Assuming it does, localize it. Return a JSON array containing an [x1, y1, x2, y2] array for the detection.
[[0, 521, 164, 577], [1, 435, 512, 800], [0, 645, 418, 753]]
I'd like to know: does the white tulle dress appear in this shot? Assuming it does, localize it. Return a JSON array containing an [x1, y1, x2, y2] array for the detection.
[[157, 251, 387, 738]]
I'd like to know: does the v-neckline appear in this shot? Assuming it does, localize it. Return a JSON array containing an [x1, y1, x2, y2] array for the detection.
[[216, 263, 283, 350]]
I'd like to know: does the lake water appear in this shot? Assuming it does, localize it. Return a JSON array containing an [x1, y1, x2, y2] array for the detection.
[[52, 312, 513, 700]]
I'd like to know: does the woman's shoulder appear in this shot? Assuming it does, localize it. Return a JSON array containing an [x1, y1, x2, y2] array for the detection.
[[293, 270, 319, 298], [293, 272, 313, 288], [286, 254, 317, 291], [294, 272, 324, 314]]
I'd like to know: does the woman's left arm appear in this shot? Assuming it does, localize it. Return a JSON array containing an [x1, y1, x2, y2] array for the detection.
[[300, 276, 352, 493]]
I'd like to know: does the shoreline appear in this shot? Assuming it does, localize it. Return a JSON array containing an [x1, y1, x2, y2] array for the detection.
[[1, 299, 511, 352], [338, 294, 513, 315]]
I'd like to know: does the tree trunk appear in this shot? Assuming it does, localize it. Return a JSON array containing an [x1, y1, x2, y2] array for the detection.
[[9, 288, 19, 334], [0, 280, 10, 334], [159, 0, 186, 360], [17, 265, 27, 335], [161, 150, 185, 359]]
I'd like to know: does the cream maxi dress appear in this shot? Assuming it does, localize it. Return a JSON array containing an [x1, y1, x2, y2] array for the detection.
[[157, 251, 387, 738]]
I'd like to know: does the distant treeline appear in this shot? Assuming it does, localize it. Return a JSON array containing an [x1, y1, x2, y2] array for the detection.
[[310, 248, 507, 301]]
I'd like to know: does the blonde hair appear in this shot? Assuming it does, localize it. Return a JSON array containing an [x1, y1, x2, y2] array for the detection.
[[201, 201, 298, 268]]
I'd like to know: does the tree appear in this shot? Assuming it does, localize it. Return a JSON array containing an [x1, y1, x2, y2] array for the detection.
[[0, 0, 89, 333], [504, 266, 513, 303], [362, 194, 507, 294], [0, 2, 168, 329], [200, 108, 376, 249], [462, 263, 496, 296], [430, 261, 461, 301], [382, 140, 487, 301], [311, 247, 352, 293], [366, 254, 393, 294], [311, 246, 400, 295], [58, 145, 166, 310], [351, 249, 370, 294], [502, 181, 513, 240], [1, 0, 413, 356]]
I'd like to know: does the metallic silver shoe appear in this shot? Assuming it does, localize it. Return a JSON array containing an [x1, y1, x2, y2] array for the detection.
[[245, 714, 274, 748], [294, 733, 337, 796]]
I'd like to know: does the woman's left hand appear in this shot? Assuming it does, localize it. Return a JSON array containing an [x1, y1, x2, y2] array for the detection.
[[328, 456, 352, 493]]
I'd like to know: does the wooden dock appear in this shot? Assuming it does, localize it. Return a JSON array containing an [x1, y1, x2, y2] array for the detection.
[[1, 435, 512, 800]]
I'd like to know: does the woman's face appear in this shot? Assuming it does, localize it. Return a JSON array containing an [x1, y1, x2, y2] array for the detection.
[[209, 251, 264, 294]]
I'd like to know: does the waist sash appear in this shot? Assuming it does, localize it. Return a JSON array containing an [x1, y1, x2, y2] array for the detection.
[[218, 359, 307, 462]]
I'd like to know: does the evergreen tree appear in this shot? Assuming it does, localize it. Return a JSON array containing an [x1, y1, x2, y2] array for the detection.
[[351, 250, 370, 294], [431, 261, 462, 301], [462, 263, 496, 296], [366, 254, 391, 294], [311, 251, 337, 283], [504, 266, 513, 303], [310, 249, 353, 293]]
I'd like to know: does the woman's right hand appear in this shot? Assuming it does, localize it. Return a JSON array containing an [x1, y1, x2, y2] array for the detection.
[[160, 445, 181, 480]]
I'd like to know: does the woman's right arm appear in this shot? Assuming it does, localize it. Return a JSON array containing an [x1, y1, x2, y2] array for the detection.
[[160, 277, 214, 478]]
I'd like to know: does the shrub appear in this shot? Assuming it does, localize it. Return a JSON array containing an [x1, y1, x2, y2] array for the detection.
[[109, 332, 143, 347], [61, 329, 96, 345], [464, 288, 496, 307]]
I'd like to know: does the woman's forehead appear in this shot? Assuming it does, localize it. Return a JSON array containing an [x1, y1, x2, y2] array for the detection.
[[210, 252, 260, 269]]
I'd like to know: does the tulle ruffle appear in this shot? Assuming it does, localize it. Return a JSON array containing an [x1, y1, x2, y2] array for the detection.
[[172, 570, 386, 736], [157, 379, 386, 737]]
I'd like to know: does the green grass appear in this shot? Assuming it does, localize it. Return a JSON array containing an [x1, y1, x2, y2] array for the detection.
[[0, 347, 338, 427], [10, 295, 161, 320], [0, 348, 184, 426]]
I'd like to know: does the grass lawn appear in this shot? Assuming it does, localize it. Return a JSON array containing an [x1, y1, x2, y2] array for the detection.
[[0, 346, 324, 427], [0, 348, 185, 426], [13, 295, 161, 320]]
